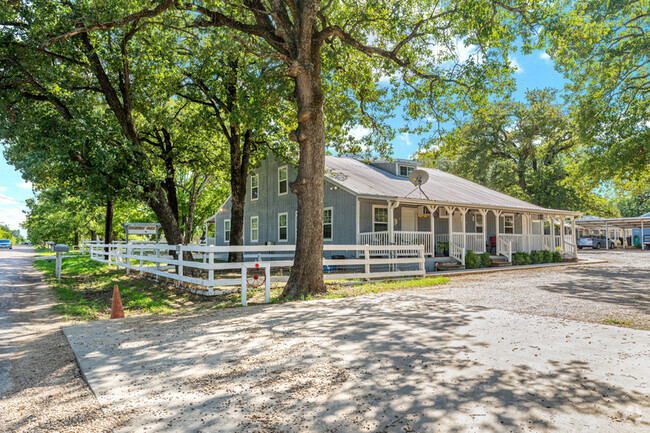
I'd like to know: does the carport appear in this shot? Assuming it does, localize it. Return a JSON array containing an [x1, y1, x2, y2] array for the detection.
[[576, 215, 650, 250]]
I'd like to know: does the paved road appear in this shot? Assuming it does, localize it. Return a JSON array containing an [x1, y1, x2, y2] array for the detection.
[[0, 246, 38, 395], [0, 246, 120, 432]]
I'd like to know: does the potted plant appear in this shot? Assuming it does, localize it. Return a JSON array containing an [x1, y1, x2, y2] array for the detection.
[[437, 241, 449, 256]]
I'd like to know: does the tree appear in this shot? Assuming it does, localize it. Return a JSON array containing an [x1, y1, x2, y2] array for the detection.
[[616, 189, 650, 218], [14, 0, 540, 297], [544, 0, 650, 190], [417, 89, 619, 216]]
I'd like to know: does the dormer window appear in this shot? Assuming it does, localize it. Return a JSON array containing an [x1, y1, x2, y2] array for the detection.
[[399, 165, 415, 177]]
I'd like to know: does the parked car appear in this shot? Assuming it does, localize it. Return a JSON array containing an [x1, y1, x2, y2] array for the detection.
[[577, 235, 615, 250], [0, 239, 12, 249]]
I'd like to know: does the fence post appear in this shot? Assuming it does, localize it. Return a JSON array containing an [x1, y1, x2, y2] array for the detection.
[[420, 246, 425, 276], [264, 263, 271, 303], [364, 246, 370, 280], [155, 246, 160, 282], [125, 245, 130, 274], [176, 245, 182, 288], [208, 251, 214, 295], [241, 264, 247, 306], [139, 246, 144, 275]]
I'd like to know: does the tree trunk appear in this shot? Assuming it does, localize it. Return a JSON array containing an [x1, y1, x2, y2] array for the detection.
[[227, 130, 252, 262], [74, 229, 79, 247], [147, 187, 194, 262], [103, 199, 113, 260], [282, 62, 327, 298]]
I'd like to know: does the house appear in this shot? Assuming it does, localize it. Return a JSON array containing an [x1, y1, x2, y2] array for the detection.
[[204, 155, 581, 264]]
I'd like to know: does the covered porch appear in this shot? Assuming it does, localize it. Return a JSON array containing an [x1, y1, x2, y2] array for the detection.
[[356, 199, 579, 265]]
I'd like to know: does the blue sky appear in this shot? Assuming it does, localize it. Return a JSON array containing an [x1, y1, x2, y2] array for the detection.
[[0, 50, 566, 234]]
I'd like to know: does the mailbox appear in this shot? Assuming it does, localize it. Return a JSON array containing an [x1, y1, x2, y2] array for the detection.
[[53, 244, 70, 253]]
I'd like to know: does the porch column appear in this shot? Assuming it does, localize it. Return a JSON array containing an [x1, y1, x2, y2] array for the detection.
[[571, 217, 577, 256], [642, 220, 645, 250], [445, 206, 455, 246], [427, 205, 437, 257], [480, 209, 488, 253], [388, 201, 399, 244], [493, 209, 502, 254], [355, 197, 360, 245], [527, 213, 533, 252], [459, 208, 468, 251], [560, 217, 566, 253], [605, 221, 609, 250]]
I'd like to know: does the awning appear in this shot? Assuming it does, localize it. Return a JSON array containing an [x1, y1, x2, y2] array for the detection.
[[575, 216, 650, 230]]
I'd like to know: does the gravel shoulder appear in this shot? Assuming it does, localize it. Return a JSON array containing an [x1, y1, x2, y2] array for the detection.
[[0, 247, 127, 433], [415, 250, 650, 329]]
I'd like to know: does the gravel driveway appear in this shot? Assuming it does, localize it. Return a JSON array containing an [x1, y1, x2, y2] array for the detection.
[[419, 250, 650, 329], [63, 251, 650, 433], [0, 247, 123, 433]]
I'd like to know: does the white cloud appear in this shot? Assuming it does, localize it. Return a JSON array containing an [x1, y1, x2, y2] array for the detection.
[[16, 181, 33, 189], [399, 132, 412, 147], [0, 193, 20, 206], [0, 186, 5, 191], [350, 125, 371, 140], [539, 52, 551, 63], [508, 55, 523, 74], [0, 206, 26, 231]]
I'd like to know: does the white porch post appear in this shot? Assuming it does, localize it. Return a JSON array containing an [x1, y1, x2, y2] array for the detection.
[[571, 217, 577, 257], [642, 220, 645, 250], [560, 217, 566, 253], [427, 205, 437, 257], [388, 200, 394, 244], [605, 221, 609, 250], [355, 197, 360, 245], [527, 213, 533, 252], [445, 206, 455, 247], [480, 209, 488, 253], [459, 208, 468, 251], [493, 209, 502, 254]]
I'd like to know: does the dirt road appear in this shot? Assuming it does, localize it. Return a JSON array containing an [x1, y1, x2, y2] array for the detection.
[[0, 246, 123, 433]]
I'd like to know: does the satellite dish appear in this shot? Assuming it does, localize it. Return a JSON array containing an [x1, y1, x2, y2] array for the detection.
[[409, 169, 429, 187]]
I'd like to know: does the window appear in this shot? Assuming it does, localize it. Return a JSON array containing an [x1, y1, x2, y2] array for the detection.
[[399, 165, 415, 177], [250, 173, 259, 201], [250, 216, 259, 243], [373, 205, 389, 232], [475, 213, 484, 233], [278, 212, 288, 242], [323, 207, 333, 241], [224, 219, 231, 243], [503, 214, 514, 234], [278, 166, 288, 196]]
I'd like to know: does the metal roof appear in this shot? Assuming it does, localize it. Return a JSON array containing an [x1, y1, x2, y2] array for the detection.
[[325, 156, 579, 215], [576, 215, 650, 230]]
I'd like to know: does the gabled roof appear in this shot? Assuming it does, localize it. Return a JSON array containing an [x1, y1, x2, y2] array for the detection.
[[325, 156, 579, 215]]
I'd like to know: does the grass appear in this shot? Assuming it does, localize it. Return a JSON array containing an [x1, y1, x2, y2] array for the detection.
[[602, 318, 634, 328], [35, 256, 449, 321]]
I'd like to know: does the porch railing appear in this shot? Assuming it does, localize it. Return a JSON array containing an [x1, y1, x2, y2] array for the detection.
[[496, 237, 512, 262], [449, 241, 465, 265], [358, 231, 434, 255]]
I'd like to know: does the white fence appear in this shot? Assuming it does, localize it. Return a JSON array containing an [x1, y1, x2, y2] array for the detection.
[[357, 231, 434, 255], [88, 242, 425, 300]]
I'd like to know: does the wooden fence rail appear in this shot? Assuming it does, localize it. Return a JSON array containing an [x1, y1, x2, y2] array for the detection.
[[88, 242, 425, 302]]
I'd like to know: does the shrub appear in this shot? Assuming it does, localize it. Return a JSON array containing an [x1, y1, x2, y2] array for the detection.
[[512, 251, 531, 266], [542, 250, 553, 263], [530, 250, 544, 264], [465, 250, 480, 269], [479, 252, 492, 268], [552, 251, 562, 262]]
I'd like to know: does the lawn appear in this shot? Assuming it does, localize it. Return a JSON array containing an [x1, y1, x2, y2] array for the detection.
[[35, 256, 449, 321]]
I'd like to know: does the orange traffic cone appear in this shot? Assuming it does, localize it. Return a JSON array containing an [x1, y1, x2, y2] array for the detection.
[[110, 285, 125, 319]]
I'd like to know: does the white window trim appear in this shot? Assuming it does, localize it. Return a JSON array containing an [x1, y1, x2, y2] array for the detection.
[[224, 219, 231, 243], [323, 206, 333, 241], [250, 216, 259, 243], [503, 213, 515, 234], [278, 165, 288, 196], [372, 204, 389, 232], [398, 164, 415, 177], [250, 173, 259, 202], [278, 212, 288, 242]]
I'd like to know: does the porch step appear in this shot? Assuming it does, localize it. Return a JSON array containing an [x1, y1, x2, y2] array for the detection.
[[490, 256, 512, 267], [436, 261, 465, 271]]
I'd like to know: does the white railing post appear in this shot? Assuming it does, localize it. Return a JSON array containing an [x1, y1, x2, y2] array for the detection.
[[139, 246, 144, 275], [364, 246, 370, 277], [155, 246, 160, 282], [176, 245, 183, 288], [241, 264, 247, 306], [208, 251, 214, 295], [264, 263, 271, 303]]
